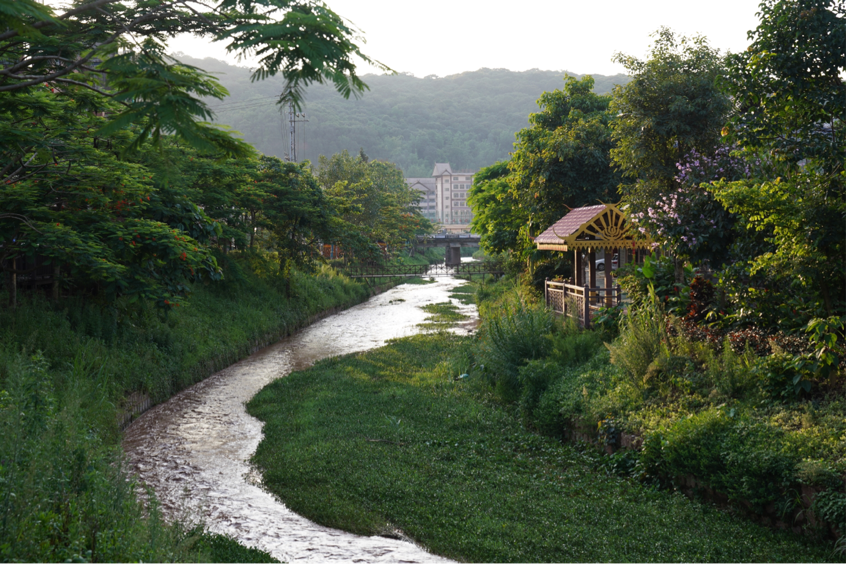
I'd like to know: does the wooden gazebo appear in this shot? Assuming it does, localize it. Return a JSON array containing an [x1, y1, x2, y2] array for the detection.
[[534, 203, 652, 327]]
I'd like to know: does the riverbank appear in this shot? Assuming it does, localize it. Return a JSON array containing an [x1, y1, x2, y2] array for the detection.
[[123, 273, 472, 561], [0, 249, 428, 562], [246, 330, 832, 562]]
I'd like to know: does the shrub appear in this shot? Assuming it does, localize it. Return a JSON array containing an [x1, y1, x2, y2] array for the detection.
[[518, 359, 561, 428], [476, 291, 555, 402], [591, 303, 625, 340], [813, 490, 846, 533], [640, 409, 799, 509], [606, 298, 668, 390], [644, 355, 698, 398]]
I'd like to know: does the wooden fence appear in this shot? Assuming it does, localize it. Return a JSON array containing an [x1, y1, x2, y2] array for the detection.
[[544, 278, 622, 329]]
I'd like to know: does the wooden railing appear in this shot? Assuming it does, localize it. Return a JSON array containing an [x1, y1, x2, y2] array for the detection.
[[544, 279, 622, 329]]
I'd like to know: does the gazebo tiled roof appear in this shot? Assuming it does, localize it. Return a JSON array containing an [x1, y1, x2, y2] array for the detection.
[[535, 202, 651, 251]]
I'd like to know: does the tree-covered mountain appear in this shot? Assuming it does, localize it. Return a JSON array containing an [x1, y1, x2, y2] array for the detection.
[[175, 54, 630, 176]]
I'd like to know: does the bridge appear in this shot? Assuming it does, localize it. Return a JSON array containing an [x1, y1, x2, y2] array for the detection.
[[344, 261, 503, 279], [414, 233, 481, 265], [414, 233, 481, 248]]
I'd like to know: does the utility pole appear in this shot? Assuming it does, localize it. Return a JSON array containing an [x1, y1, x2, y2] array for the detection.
[[284, 101, 309, 163]]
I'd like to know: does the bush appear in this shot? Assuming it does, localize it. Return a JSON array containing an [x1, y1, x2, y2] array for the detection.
[[476, 291, 556, 402], [517, 359, 561, 428], [606, 298, 668, 390], [640, 409, 799, 509]]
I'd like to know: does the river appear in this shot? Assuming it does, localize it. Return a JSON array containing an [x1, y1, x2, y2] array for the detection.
[[122, 270, 477, 562]]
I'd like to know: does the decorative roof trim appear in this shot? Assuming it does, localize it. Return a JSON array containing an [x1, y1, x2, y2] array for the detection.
[[535, 202, 653, 251]]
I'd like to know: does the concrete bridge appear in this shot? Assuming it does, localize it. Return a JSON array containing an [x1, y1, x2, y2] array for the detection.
[[415, 233, 480, 265]]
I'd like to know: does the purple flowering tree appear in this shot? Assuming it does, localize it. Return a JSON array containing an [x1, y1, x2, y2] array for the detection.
[[629, 145, 751, 266]]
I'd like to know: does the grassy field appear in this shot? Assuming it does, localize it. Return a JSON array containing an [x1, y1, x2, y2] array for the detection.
[[247, 332, 835, 562]]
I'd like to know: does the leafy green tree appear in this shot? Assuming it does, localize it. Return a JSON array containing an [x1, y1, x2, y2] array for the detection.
[[317, 150, 430, 262], [469, 161, 525, 255], [610, 29, 731, 215], [258, 156, 332, 271], [509, 75, 620, 232], [0, 93, 221, 307], [0, 0, 383, 307], [713, 0, 846, 319], [470, 76, 619, 274]]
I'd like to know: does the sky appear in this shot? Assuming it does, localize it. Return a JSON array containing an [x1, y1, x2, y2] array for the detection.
[[166, 0, 765, 77]]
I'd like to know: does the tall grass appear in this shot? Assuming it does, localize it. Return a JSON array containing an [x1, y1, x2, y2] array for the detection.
[[476, 289, 556, 401], [0, 253, 367, 561], [606, 297, 668, 390]]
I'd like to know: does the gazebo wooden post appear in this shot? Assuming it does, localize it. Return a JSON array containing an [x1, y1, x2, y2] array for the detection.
[[604, 247, 615, 306], [575, 250, 584, 286], [588, 248, 597, 305]]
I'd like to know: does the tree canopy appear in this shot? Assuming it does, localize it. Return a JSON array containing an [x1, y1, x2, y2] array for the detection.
[[469, 75, 619, 272], [317, 150, 431, 262], [610, 29, 731, 214], [0, 0, 414, 309], [712, 0, 845, 320]]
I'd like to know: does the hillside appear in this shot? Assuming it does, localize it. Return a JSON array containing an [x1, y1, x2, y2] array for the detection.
[[174, 54, 630, 176]]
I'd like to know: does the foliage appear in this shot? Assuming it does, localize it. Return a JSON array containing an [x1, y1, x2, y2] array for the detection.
[[0, 93, 224, 307], [475, 289, 556, 402], [591, 303, 626, 339], [469, 77, 620, 274], [508, 75, 620, 236], [317, 150, 432, 263], [247, 332, 831, 562], [629, 145, 750, 265], [468, 161, 524, 256], [0, 0, 415, 309], [606, 293, 668, 390], [714, 0, 846, 319], [639, 410, 799, 509], [610, 28, 731, 216]]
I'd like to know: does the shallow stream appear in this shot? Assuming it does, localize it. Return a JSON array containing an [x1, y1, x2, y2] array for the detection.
[[123, 271, 477, 562]]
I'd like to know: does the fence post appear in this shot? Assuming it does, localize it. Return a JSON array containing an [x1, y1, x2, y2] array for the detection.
[[583, 284, 591, 329], [544, 277, 549, 307], [616, 284, 622, 305]]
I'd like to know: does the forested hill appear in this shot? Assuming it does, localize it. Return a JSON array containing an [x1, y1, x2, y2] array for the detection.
[[175, 54, 630, 177]]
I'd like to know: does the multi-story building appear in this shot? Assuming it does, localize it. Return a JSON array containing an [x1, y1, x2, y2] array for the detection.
[[405, 177, 437, 222], [406, 163, 475, 232]]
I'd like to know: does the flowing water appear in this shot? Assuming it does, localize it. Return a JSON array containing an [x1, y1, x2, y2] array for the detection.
[[123, 270, 478, 562]]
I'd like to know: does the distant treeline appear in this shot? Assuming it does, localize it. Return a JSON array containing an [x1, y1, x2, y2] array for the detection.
[[176, 54, 630, 177]]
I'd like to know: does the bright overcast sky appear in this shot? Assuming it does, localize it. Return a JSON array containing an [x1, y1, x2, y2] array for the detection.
[[41, 0, 765, 76], [165, 0, 764, 77]]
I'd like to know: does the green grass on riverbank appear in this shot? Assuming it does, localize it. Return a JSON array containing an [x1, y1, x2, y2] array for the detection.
[[0, 252, 367, 562], [247, 332, 833, 562]]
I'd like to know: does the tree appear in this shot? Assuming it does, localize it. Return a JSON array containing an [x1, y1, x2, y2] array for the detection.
[[0, 0, 384, 307], [317, 151, 430, 262], [258, 156, 332, 272], [712, 0, 846, 320], [469, 161, 524, 255], [610, 29, 731, 215], [468, 76, 619, 274], [509, 75, 619, 232], [628, 145, 750, 266]]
